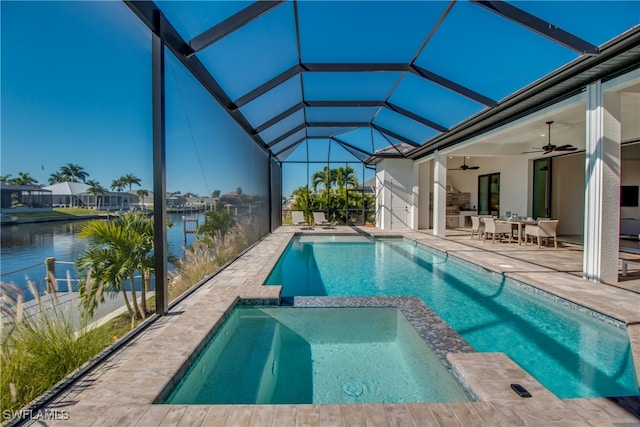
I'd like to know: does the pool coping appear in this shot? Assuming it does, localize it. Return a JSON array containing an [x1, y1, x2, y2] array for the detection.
[[14, 227, 640, 426]]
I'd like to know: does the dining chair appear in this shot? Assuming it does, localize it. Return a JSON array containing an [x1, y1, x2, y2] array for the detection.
[[470, 216, 484, 239], [482, 218, 512, 243], [524, 220, 559, 248]]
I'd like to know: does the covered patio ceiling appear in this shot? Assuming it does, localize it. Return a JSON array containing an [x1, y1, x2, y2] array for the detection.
[[444, 76, 640, 160], [130, 1, 639, 165]]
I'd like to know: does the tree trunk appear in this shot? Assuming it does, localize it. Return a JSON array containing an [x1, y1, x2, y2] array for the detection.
[[121, 286, 134, 324], [129, 273, 144, 320], [140, 271, 147, 314]]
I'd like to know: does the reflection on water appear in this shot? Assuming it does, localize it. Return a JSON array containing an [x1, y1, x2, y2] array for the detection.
[[0, 213, 202, 294]]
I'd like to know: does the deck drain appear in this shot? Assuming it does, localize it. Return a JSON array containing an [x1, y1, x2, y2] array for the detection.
[[343, 381, 363, 397]]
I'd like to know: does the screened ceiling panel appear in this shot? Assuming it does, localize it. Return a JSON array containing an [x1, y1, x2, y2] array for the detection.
[[156, 1, 250, 41], [135, 1, 638, 166], [239, 75, 302, 129], [284, 140, 309, 162], [303, 72, 402, 101], [389, 73, 485, 129], [297, 1, 447, 63], [329, 140, 362, 162], [270, 128, 306, 155], [259, 109, 305, 144], [332, 128, 376, 154], [307, 127, 356, 138], [336, 145, 370, 163], [373, 109, 438, 144], [513, 1, 639, 46], [275, 140, 302, 162], [306, 107, 379, 123], [414, 1, 578, 101], [196, 1, 298, 100]]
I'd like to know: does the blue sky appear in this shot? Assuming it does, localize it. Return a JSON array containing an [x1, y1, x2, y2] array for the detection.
[[2, 1, 638, 198]]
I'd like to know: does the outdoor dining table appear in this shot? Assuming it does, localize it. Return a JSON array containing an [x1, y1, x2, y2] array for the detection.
[[498, 218, 539, 245]]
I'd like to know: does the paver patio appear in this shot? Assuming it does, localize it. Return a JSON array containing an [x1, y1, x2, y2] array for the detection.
[[17, 226, 640, 426]]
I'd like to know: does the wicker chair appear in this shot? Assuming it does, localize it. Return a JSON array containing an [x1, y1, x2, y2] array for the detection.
[[524, 220, 559, 248], [483, 218, 512, 243]]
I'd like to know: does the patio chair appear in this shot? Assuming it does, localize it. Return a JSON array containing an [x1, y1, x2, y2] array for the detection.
[[313, 211, 333, 228], [482, 218, 512, 243], [291, 211, 310, 229], [470, 216, 484, 239], [524, 219, 559, 248]]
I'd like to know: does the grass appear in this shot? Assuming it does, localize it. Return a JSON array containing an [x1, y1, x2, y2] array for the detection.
[[11, 208, 108, 219]]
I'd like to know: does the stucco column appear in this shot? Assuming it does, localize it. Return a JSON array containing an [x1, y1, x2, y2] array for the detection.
[[583, 81, 621, 284], [433, 150, 447, 237], [409, 161, 419, 230]]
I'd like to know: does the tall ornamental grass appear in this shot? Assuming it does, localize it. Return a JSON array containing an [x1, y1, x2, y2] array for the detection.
[[0, 281, 131, 414]]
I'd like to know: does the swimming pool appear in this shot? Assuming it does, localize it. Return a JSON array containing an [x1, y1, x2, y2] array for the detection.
[[163, 306, 470, 404], [265, 235, 639, 399]]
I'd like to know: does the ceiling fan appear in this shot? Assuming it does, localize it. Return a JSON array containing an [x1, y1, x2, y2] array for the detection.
[[522, 121, 577, 155], [448, 157, 479, 171]]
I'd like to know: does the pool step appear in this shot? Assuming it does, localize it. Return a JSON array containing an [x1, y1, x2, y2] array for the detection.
[[203, 317, 280, 404]]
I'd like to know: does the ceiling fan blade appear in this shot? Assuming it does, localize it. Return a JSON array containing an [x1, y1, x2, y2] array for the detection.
[[554, 145, 577, 151], [468, 166, 480, 170]]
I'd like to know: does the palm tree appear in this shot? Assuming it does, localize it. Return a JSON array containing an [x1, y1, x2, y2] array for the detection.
[[85, 180, 107, 210], [311, 166, 335, 192], [48, 171, 65, 185], [9, 172, 39, 186], [59, 163, 89, 183], [121, 174, 141, 192], [76, 213, 154, 324], [110, 178, 126, 192], [0, 174, 13, 184], [111, 178, 127, 211], [335, 166, 358, 189], [136, 189, 149, 209]]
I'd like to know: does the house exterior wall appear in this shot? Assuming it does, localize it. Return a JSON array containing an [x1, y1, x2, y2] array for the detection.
[[376, 159, 415, 230], [446, 156, 529, 217]]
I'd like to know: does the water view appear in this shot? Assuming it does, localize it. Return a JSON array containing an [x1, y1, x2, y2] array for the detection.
[[0, 212, 202, 295]]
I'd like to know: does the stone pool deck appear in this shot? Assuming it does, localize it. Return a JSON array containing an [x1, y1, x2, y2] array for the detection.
[[19, 226, 640, 426]]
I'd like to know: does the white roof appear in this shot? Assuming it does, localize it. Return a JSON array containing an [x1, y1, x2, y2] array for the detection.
[[43, 182, 90, 195]]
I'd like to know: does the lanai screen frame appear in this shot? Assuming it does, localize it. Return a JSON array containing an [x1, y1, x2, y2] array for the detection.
[[123, 0, 636, 314]]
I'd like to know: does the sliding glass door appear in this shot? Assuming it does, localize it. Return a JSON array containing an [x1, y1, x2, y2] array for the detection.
[[478, 173, 500, 216]]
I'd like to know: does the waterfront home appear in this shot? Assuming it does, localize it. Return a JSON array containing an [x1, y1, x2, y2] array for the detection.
[[43, 182, 138, 210]]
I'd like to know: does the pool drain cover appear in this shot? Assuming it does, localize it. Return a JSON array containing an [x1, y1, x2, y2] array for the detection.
[[343, 381, 363, 397]]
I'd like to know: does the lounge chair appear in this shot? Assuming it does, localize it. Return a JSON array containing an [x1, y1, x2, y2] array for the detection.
[[313, 212, 333, 228], [291, 211, 310, 228], [524, 219, 559, 248]]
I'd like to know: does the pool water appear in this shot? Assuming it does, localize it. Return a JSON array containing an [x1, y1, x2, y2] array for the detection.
[[265, 235, 639, 399], [164, 307, 470, 404]]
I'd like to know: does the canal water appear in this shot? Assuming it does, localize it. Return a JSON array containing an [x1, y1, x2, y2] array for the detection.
[[0, 212, 202, 296]]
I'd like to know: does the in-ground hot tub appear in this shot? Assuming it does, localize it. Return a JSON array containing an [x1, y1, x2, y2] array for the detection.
[[161, 306, 471, 405]]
